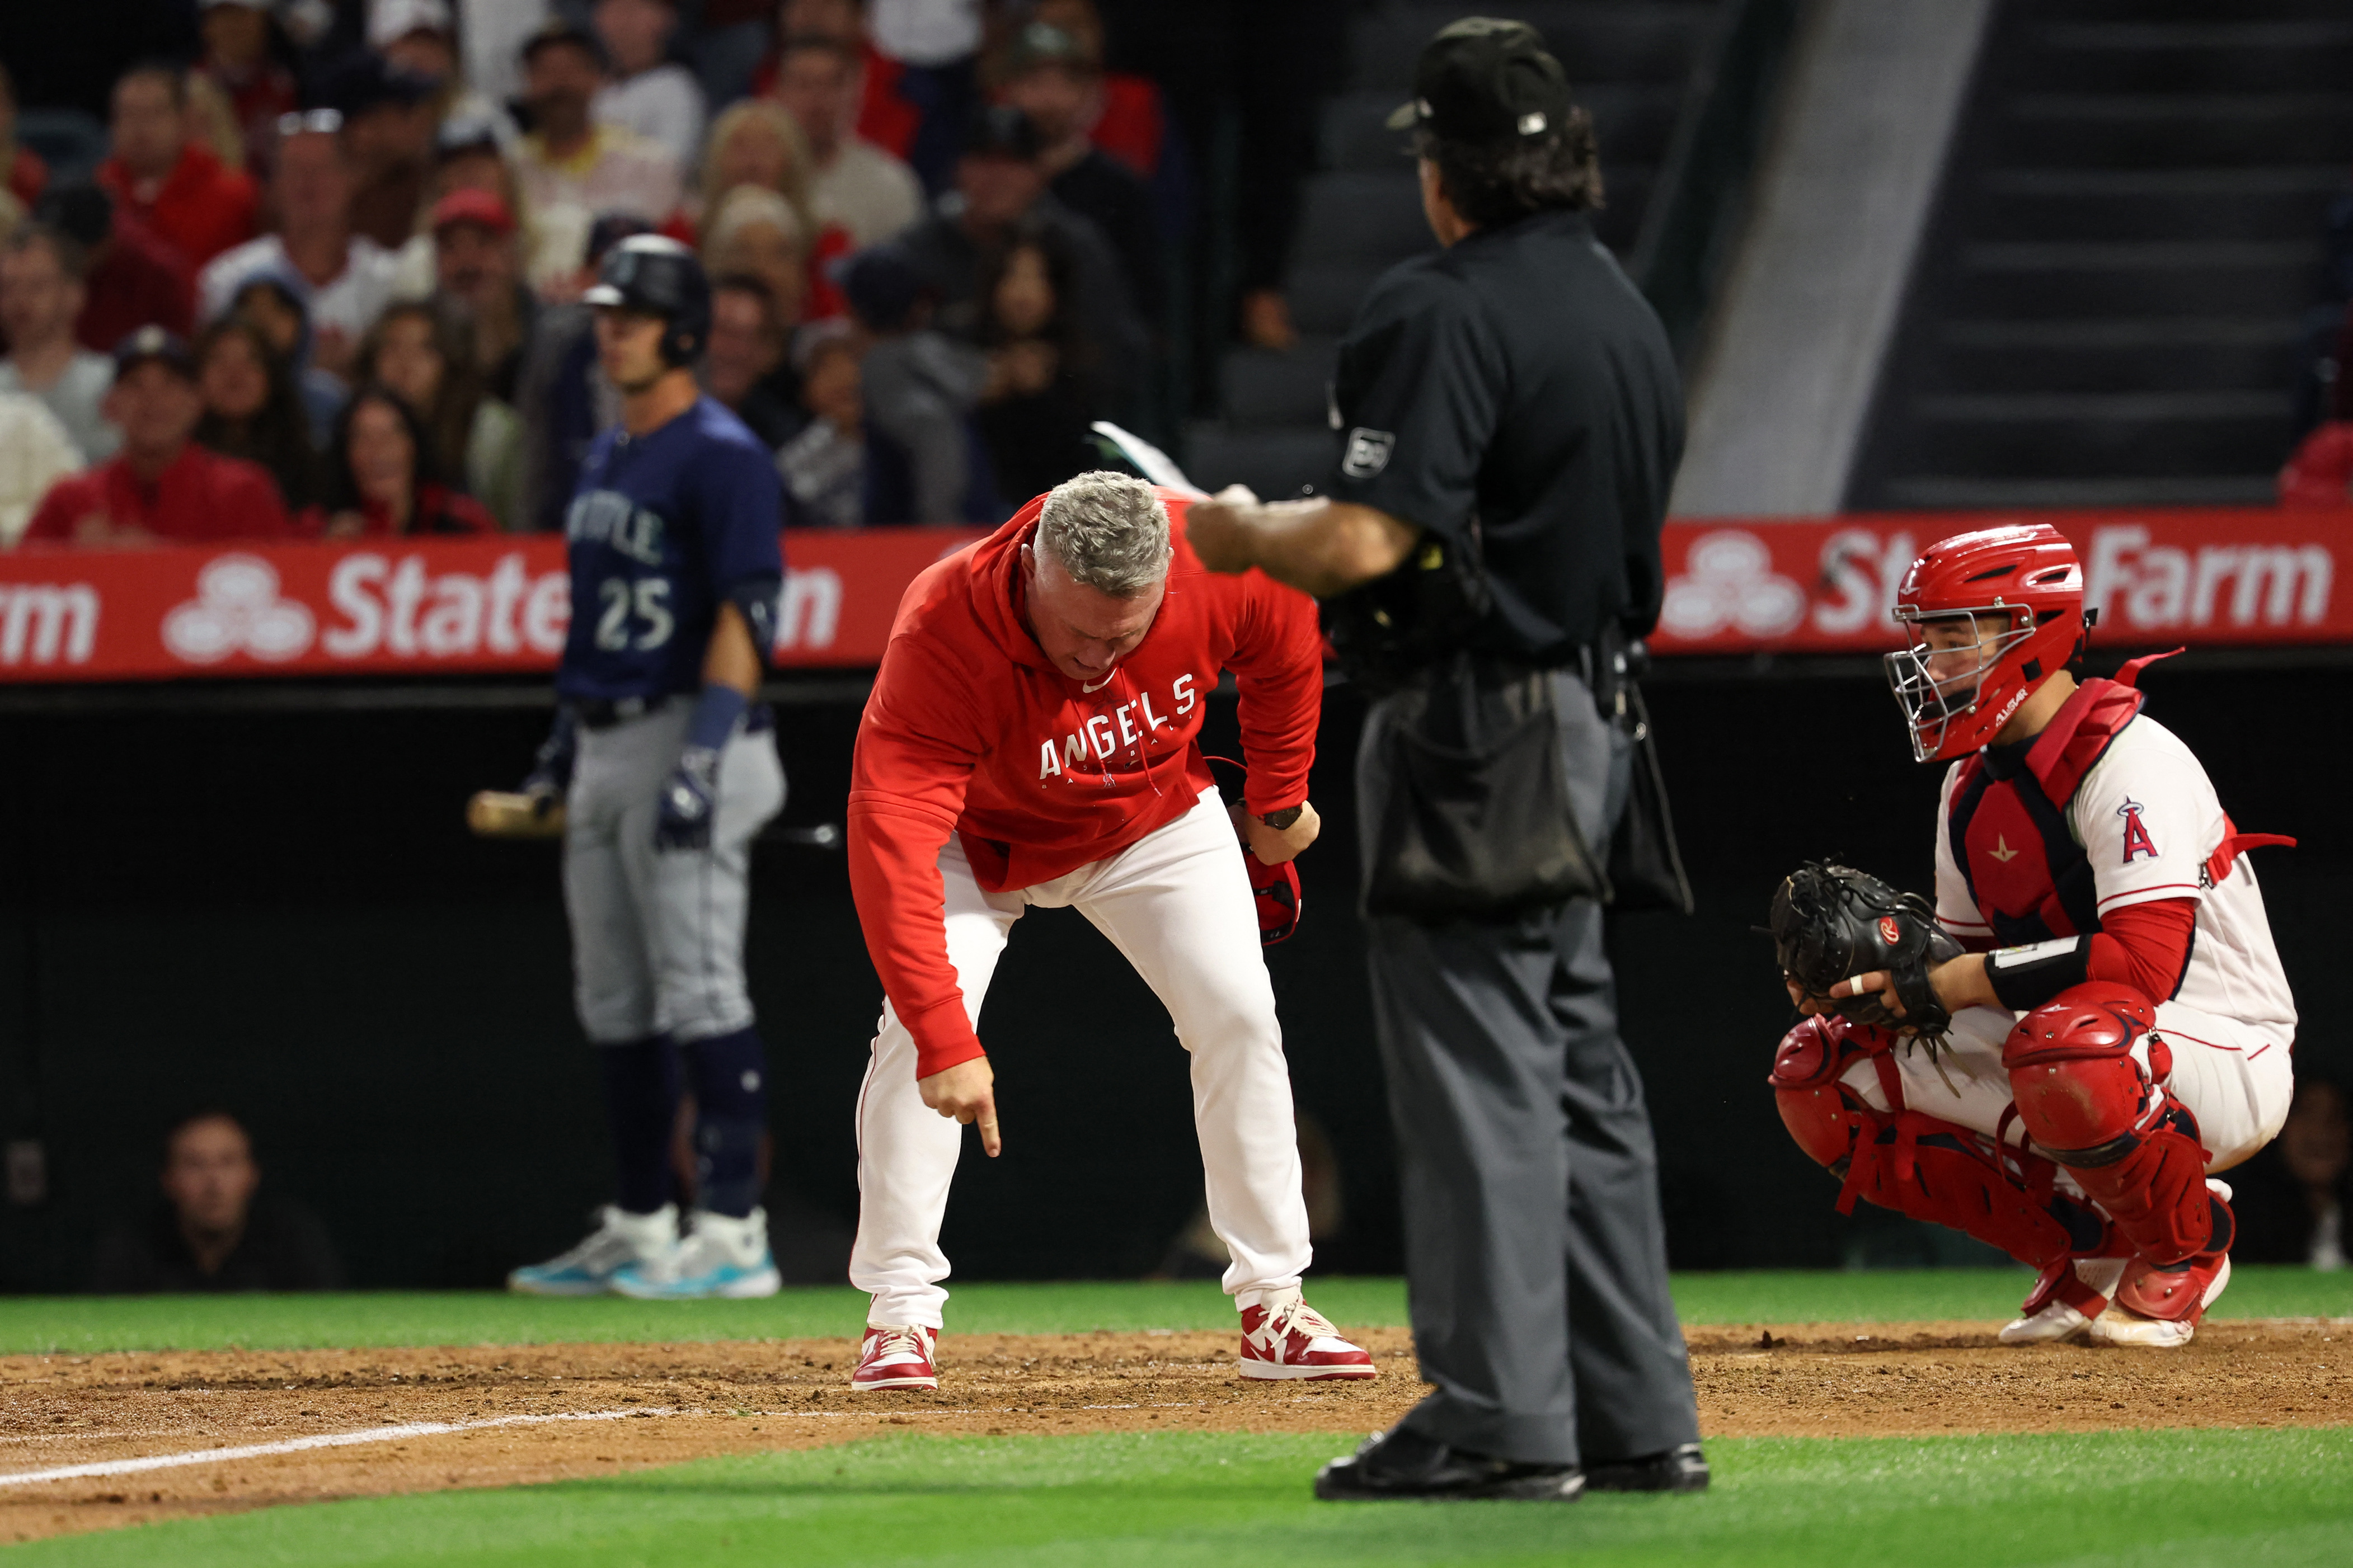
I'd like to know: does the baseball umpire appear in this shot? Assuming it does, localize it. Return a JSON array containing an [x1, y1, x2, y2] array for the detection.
[[1187, 18, 1703, 1501], [506, 236, 791, 1299]]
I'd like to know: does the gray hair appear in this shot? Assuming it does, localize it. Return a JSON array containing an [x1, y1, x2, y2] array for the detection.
[[1035, 471, 1173, 596]]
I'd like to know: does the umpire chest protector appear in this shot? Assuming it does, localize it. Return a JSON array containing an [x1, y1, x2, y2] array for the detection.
[[1947, 675, 2146, 945]]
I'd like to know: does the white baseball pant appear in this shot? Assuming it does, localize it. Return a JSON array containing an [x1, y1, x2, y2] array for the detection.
[[1842, 1000, 2295, 1175], [851, 787, 1312, 1329]]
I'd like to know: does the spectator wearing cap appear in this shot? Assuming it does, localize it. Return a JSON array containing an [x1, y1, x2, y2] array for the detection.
[[993, 21, 1162, 325], [837, 240, 985, 522], [191, 314, 323, 511], [772, 31, 923, 247], [327, 54, 443, 252], [307, 382, 497, 537], [0, 60, 50, 209], [89, 1111, 344, 1293], [0, 225, 124, 465], [1026, 0, 1170, 183], [21, 327, 292, 546], [35, 184, 199, 354], [514, 211, 650, 530], [97, 63, 263, 270], [897, 105, 1144, 412], [374, 0, 521, 152], [200, 111, 402, 382], [358, 298, 523, 527], [592, 0, 708, 173], [193, 0, 300, 178], [427, 188, 537, 402], [702, 272, 795, 448], [515, 22, 684, 234]]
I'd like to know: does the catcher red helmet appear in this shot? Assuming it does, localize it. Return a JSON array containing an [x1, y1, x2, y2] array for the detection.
[[1885, 523, 2088, 762]]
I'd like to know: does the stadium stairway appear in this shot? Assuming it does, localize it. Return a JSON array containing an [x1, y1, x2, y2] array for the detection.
[[1184, 2, 1723, 500], [1848, 0, 2353, 510]]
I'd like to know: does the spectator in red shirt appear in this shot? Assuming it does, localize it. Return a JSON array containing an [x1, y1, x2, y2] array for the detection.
[[34, 183, 199, 354], [0, 60, 48, 209], [22, 327, 292, 547], [753, 0, 923, 160], [306, 384, 495, 538], [2280, 421, 2353, 507], [97, 64, 263, 271]]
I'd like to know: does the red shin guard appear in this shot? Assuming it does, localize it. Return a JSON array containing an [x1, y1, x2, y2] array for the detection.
[[2002, 985, 2233, 1281]]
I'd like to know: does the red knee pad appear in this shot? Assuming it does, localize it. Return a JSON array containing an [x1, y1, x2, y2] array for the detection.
[[1769, 1015, 1887, 1169], [2002, 983, 2227, 1267], [2002, 985, 2158, 1156]]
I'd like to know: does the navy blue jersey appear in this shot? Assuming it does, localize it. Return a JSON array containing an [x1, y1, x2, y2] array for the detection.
[[558, 397, 785, 702]]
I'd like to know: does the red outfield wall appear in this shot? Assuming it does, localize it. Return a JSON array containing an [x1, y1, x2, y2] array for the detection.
[[0, 509, 2346, 681]]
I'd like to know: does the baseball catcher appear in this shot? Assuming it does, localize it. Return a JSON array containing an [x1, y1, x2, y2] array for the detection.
[[1768, 524, 2296, 1347]]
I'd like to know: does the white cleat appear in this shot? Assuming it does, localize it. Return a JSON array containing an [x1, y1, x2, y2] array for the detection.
[[508, 1204, 679, 1296], [1999, 1257, 2126, 1344], [2084, 1311, 2196, 1349], [1999, 1299, 2095, 1345]]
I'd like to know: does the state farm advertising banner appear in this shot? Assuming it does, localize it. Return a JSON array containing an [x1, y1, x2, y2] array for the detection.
[[2, 509, 2349, 682], [0, 526, 984, 682], [1649, 507, 2353, 653]]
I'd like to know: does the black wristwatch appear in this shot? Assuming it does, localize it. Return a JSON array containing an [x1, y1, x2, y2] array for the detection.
[[1258, 805, 1304, 831]]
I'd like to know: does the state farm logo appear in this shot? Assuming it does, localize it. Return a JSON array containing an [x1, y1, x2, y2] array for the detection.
[[2087, 525, 2332, 630], [1659, 530, 1806, 639], [162, 554, 314, 663]]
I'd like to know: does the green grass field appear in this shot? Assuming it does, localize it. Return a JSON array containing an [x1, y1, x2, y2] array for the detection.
[[0, 1268, 2345, 1356], [5, 1274, 2349, 1564], [12, 1429, 2352, 1567]]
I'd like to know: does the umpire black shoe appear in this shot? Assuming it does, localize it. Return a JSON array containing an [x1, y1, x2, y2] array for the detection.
[[1314, 1425, 1585, 1502], [1582, 1442, 1709, 1494]]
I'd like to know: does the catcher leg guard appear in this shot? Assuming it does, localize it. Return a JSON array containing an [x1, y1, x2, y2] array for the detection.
[[1769, 1016, 2103, 1273], [2002, 985, 2235, 1297]]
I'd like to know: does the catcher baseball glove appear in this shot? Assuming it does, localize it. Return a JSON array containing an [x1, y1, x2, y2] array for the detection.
[[1770, 861, 1962, 1037]]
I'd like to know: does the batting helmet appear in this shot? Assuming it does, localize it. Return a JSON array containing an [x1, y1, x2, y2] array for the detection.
[[1884, 523, 2088, 763], [583, 235, 711, 368]]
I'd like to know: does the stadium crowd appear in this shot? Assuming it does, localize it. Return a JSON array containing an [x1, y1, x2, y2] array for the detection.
[[0, 0, 1285, 549]]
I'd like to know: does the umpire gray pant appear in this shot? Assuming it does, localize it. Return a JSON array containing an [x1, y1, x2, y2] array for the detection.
[[1360, 666, 1699, 1468], [565, 700, 787, 1046]]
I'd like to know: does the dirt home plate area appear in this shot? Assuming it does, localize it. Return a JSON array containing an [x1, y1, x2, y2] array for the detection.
[[0, 1320, 2346, 1544]]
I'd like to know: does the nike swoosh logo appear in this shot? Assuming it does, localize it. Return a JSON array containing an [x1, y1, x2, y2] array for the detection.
[[1082, 674, 1115, 692]]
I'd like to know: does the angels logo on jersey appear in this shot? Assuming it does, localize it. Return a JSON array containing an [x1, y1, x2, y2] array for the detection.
[[2117, 798, 2158, 863]]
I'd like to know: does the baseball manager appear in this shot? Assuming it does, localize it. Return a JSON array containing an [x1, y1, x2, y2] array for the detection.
[[1188, 17, 1703, 1503]]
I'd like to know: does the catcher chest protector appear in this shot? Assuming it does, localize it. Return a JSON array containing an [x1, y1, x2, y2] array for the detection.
[[1946, 674, 2145, 945], [2002, 984, 2233, 1292], [1769, 1015, 2106, 1271]]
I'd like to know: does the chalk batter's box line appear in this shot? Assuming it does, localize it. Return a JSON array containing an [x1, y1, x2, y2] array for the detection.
[[0, 1401, 1238, 1487]]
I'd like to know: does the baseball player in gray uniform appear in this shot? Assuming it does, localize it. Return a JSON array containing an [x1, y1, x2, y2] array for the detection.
[[506, 237, 790, 1299]]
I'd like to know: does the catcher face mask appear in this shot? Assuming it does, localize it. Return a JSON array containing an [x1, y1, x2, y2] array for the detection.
[[1884, 608, 2036, 763]]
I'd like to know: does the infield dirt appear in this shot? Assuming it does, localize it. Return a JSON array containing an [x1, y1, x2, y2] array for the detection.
[[3, 1319, 2346, 1543]]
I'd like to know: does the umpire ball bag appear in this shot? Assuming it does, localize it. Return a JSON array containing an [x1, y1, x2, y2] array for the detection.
[[1359, 652, 1609, 922]]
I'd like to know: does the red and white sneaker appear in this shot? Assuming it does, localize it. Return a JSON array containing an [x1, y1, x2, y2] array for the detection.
[[851, 1324, 939, 1391], [1238, 1289, 1378, 1381]]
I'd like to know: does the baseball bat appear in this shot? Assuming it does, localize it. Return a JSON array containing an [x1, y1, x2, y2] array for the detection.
[[467, 790, 565, 839]]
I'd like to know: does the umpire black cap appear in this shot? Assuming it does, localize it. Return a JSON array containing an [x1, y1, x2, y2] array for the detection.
[[1385, 17, 1575, 144], [584, 235, 711, 366]]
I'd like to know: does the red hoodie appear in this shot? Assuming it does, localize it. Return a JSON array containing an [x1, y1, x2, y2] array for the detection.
[[847, 490, 1323, 1076]]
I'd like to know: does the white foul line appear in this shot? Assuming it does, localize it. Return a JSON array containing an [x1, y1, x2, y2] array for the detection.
[[0, 1407, 677, 1489]]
